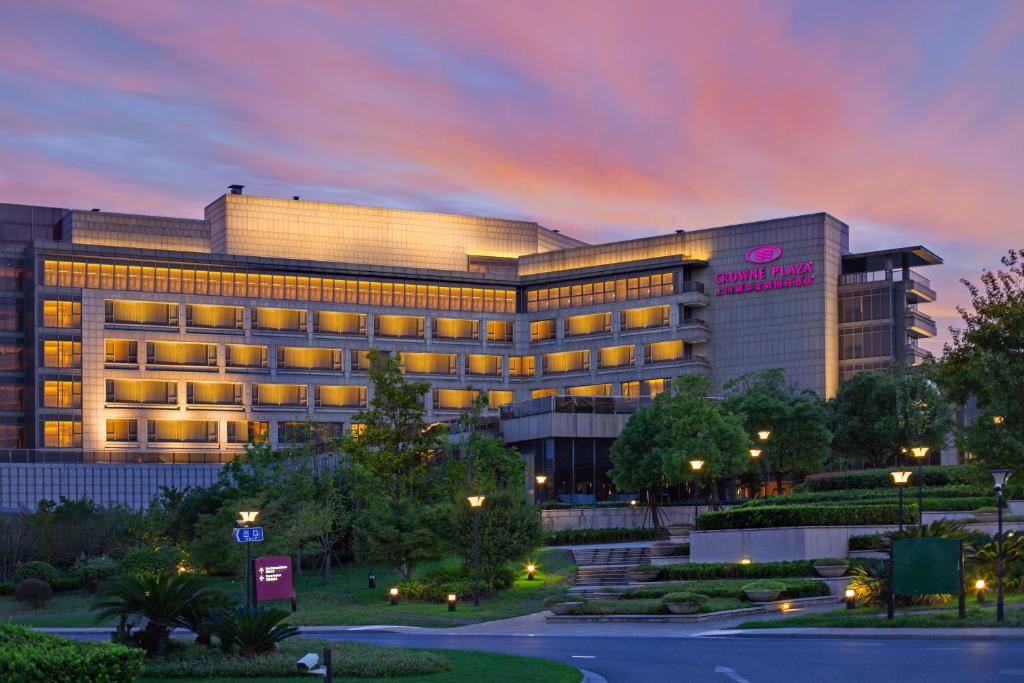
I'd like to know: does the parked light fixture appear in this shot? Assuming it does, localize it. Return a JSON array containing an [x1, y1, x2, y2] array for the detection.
[[238, 510, 259, 526], [535, 474, 547, 485], [976, 579, 987, 604], [689, 459, 704, 472], [993, 415, 1005, 425], [990, 468, 1014, 621], [526, 563, 536, 580], [911, 447, 929, 523], [448, 593, 457, 611], [845, 588, 856, 609], [739, 558, 752, 565], [389, 587, 399, 605]]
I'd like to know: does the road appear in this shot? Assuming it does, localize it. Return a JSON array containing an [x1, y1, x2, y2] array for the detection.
[[312, 631, 1023, 682]]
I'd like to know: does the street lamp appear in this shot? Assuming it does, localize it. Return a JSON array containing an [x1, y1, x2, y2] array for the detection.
[[757, 431, 771, 496], [748, 449, 762, 498], [468, 495, 486, 607], [535, 474, 547, 505], [238, 510, 259, 608], [890, 471, 912, 531], [993, 415, 1005, 425], [990, 468, 1013, 622], [689, 459, 704, 525], [911, 446, 929, 523]]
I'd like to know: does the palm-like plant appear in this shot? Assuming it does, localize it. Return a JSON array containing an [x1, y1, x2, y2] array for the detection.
[[886, 519, 968, 541], [969, 534, 1024, 578], [212, 606, 300, 657], [93, 573, 230, 654]]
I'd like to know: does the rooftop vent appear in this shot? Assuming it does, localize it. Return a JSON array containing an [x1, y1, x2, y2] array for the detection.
[[292, 196, 300, 201], [90, 208, 101, 212], [552, 229, 560, 233], [675, 229, 686, 235], [228, 184, 245, 195]]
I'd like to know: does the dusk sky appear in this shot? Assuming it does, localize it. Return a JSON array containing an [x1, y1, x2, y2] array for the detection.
[[2, 1, 1023, 353]]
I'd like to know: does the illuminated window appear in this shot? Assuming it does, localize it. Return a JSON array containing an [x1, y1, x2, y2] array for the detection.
[[277, 347, 343, 370], [531, 388, 557, 399], [315, 385, 367, 408], [147, 420, 218, 443], [598, 345, 636, 369], [509, 355, 536, 377], [647, 378, 669, 397], [147, 341, 217, 367], [105, 340, 138, 365], [531, 319, 556, 342], [187, 382, 243, 407], [42, 380, 81, 408], [488, 390, 514, 407], [542, 350, 590, 375], [106, 419, 137, 443], [105, 300, 178, 326], [399, 352, 456, 375], [621, 305, 670, 331], [42, 300, 81, 328], [487, 320, 513, 343], [621, 379, 669, 398], [314, 311, 366, 335], [526, 273, 673, 312], [466, 354, 502, 376], [351, 350, 373, 372], [43, 420, 81, 448], [432, 388, 479, 410], [644, 340, 686, 364], [226, 344, 267, 369], [187, 304, 243, 330], [106, 379, 178, 405], [433, 317, 479, 340], [567, 383, 613, 397], [565, 312, 611, 337], [227, 421, 269, 444], [252, 307, 307, 332], [252, 383, 307, 407], [43, 341, 81, 368], [376, 315, 425, 339]]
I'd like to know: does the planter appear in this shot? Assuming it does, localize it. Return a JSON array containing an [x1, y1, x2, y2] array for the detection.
[[744, 589, 781, 603], [813, 564, 850, 578], [628, 570, 660, 582], [665, 601, 701, 615], [666, 523, 693, 537], [548, 601, 583, 615], [650, 542, 679, 557]]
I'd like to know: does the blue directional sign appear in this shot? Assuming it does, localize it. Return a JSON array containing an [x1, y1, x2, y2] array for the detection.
[[233, 526, 264, 543]]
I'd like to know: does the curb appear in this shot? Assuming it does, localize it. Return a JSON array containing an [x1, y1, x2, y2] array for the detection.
[[579, 668, 608, 683], [694, 627, 1024, 641]]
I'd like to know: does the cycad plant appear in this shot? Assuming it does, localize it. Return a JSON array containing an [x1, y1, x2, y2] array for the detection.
[[212, 606, 300, 657], [886, 519, 968, 542], [93, 573, 230, 654]]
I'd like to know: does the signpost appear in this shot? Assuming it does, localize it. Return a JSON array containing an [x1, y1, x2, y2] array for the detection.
[[254, 555, 297, 611], [888, 538, 965, 620], [233, 526, 265, 543], [233, 525, 264, 607]]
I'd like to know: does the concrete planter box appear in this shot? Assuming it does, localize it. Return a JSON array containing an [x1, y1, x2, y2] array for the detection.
[[666, 523, 693, 536], [974, 513, 998, 524], [652, 556, 690, 567], [628, 570, 659, 582], [744, 589, 781, 602], [813, 564, 850, 578], [548, 601, 583, 615], [689, 524, 900, 563], [665, 601, 701, 615], [650, 542, 679, 557], [541, 505, 713, 532]]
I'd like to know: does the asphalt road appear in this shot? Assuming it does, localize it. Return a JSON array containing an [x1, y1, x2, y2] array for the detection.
[[315, 632, 1024, 683]]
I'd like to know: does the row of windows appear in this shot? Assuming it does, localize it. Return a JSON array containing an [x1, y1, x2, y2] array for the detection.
[[839, 290, 892, 324], [43, 259, 517, 312], [528, 379, 670, 399], [531, 306, 671, 341], [839, 323, 893, 361], [526, 273, 674, 312]]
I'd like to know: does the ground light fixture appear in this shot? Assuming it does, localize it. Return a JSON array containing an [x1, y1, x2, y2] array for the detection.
[[845, 588, 856, 609], [389, 587, 399, 606], [911, 446, 929, 520], [468, 495, 486, 606], [976, 579, 987, 604], [448, 593, 457, 611], [891, 471, 912, 531], [527, 563, 536, 580], [990, 468, 1014, 621], [739, 558, 752, 565]]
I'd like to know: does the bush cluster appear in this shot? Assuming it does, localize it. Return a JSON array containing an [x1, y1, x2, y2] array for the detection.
[[395, 565, 517, 602], [849, 534, 886, 551], [696, 504, 915, 530], [14, 579, 53, 608], [117, 545, 182, 579], [660, 591, 707, 605], [739, 485, 985, 508], [12, 561, 61, 587], [797, 465, 984, 493], [0, 622, 142, 682], [72, 556, 119, 590], [543, 527, 666, 546], [622, 578, 829, 601], [628, 559, 850, 581]]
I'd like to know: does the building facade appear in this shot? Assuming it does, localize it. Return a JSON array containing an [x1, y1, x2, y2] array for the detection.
[[0, 189, 941, 507]]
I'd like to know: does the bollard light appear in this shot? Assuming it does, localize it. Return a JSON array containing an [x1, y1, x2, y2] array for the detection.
[[368, 573, 376, 589], [527, 563, 536, 580], [630, 499, 637, 507], [845, 588, 856, 609], [389, 587, 398, 605], [448, 593, 457, 612], [739, 557, 752, 565], [976, 578, 987, 604]]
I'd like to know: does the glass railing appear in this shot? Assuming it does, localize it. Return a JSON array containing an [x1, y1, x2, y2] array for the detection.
[[680, 281, 706, 294]]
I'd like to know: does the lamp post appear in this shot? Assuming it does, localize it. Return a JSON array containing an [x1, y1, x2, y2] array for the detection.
[[911, 446, 929, 522], [748, 449, 762, 498], [467, 495, 486, 607], [535, 474, 547, 505], [238, 510, 259, 608], [757, 430, 771, 496], [890, 471, 912, 531], [689, 459, 704, 525], [990, 468, 1013, 622]]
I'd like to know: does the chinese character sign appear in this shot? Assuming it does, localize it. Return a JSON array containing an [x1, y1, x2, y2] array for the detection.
[[254, 555, 295, 603]]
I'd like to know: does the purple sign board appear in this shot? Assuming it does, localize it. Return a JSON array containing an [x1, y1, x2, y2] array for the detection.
[[254, 555, 295, 603], [715, 245, 816, 296]]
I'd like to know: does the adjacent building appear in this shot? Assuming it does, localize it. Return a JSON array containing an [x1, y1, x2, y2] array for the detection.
[[0, 188, 941, 508]]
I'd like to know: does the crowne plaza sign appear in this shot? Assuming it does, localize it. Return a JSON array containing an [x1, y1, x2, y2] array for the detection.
[[714, 245, 814, 296]]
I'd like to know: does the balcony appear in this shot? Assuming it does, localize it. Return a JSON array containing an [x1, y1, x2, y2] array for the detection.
[[906, 343, 931, 366], [906, 308, 937, 338], [678, 281, 708, 308], [677, 317, 709, 344], [904, 270, 937, 303]]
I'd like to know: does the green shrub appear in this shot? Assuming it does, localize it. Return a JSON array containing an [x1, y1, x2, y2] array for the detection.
[[660, 591, 707, 605], [13, 561, 61, 587], [0, 582, 13, 596], [696, 504, 914, 530], [622, 578, 828, 601], [797, 465, 984, 493], [212, 606, 299, 657], [629, 559, 819, 581], [543, 527, 666, 546], [669, 543, 690, 556], [14, 579, 53, 608], [849, 534, 886, 551], [117, 545, 181, 579], [569, 599, 667, 615], [395, 565, 516, 602], [0, 622, 142, 682], [742, 579, 787, 591], [72, 556, 120, 590], [739, 485, 982, 508]]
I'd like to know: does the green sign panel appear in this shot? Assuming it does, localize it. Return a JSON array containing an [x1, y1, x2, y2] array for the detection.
[[892, 538, 960, 596]]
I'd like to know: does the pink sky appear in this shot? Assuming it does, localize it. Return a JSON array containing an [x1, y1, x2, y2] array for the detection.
[[2, 1, 1023, 353]]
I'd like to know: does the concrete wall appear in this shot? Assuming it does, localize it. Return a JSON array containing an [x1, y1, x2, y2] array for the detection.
[[542, 505, 712, 531]]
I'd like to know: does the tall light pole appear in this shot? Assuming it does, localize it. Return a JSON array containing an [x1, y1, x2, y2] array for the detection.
[[748, 449, 762, 498], [467, 495, 486, 607], [890, 471, 911, 531], [689, 459, 704, 524], [238, 510, 259, 608], [757, 430, 771, 496], [911, 446, 929, 523], [535, 474, 547, 505], [990, 468, 1013, 622]]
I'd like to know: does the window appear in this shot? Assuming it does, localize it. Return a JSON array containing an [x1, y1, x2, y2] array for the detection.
[[252, 307, 306, 332], [147, 341, 217, 367], [433, 388, 479, 410], [644, 340, 685, 364], [106, 419, 137, 443], [351, 350, 373, 372], [315, 385, 367, 408], [621, 305, 670, 331], [0, 423, 24, 448], [42, 380, 80, 408], [598, 345, 636, 369], [278, 421, 344, 444], [526, 272, 673, 312], [508, 355, 535, 377], [187, 304, 243, 330], [252, 383, 307, 407], [43, 420, 81, 448], [432, 317, 479, 340], [542, 350, 590, 375], [565, 312, 611, 337], [0, 344, 23, 371], [277, 347, 343, 370], [187, 382, 243, 407], [488, 390, 514, 407], [43, 341, 81, 368], [839, 290, 892, 324], [0, 264, 23, 291], [0, 382, 23, 410], [0, 302, 23, 332], [314, 311, 366, 335], [105, 340, 138, 366], [105, 300, 178, 326], [227, 421, 269, 444], [42, 300, 81, 328], [531, 388, 557, 399], [466, 354, 502, 376], [839, 324, 893, 360], [106, 379, 178, 405], [225, 344, 267, 369], [147, 420, 218, 443], [621, 379, 669, 398], [567, 383, 613, 397], [486, 320, 513, 343], [375, 315, 425, 339], [531, 319, 556, 342], [399, 352, 456, 375]]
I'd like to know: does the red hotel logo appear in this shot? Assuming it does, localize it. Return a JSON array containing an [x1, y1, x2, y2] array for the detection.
[[744, 244, 783, 264]]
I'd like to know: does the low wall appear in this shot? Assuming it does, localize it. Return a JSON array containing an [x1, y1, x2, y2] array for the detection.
[[542, 505, 713, 532]]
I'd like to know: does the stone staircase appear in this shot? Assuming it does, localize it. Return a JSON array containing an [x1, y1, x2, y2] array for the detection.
[[571, 546, 650, 589]]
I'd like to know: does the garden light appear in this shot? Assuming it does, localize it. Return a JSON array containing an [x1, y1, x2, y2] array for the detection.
[[911, 447, 929, 521], [630, 499, 637, 507], [467, 495, 486, 508], [891, 471, 912, 531], [368, 572, 376, 589], [758, 430, 771, 441], [535, 474, 547, 485], [527, 563, 536, 580], [976, 579, 987, 604], [448, 593, 457, 611], [468, 494, 486, 606], [389, 587, 398, 605], [689, 459, 704, 471], [780, 602, 791, 612], [993, 415, 1005, 425], [739, 558, 752, 565], [238, 510, 259, 526], [749, 449, 761, 459], [845, 588, 856, 609]]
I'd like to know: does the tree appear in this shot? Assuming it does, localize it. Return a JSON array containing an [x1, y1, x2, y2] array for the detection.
[[724, 369, 832, 489], [355, 497, 445, 580], [940, 248, 1024, 469], [291, 476, 352, 584], [449, 488, 542, 584]]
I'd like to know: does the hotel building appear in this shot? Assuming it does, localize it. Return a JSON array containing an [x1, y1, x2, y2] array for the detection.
[[0, 188, 940, 507]]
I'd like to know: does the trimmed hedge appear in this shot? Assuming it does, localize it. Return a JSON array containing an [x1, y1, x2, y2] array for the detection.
[[395, 566, 516, 602], [797, 465, 985, 493], [740, 492, 994, 514], [0, 622, 142, 682], [738, 485, 983, 508], [622, 578, 829, 601], [628, 559, 858, 581], [696, 504, 915, 530], [544, 527, 667, 546], [849, 534, 886, 551]]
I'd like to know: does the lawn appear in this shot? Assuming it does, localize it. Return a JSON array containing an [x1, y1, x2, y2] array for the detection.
[[0, 548, 575, 629], [739, 597, 1024, 629]]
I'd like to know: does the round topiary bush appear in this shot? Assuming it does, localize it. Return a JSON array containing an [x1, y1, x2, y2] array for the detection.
[[72, 556, 120, 590], [14, 578, 53, 608], [661, 591, 707, 615], [117, 545, 182, 579], [12, 561, 60, 587]]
